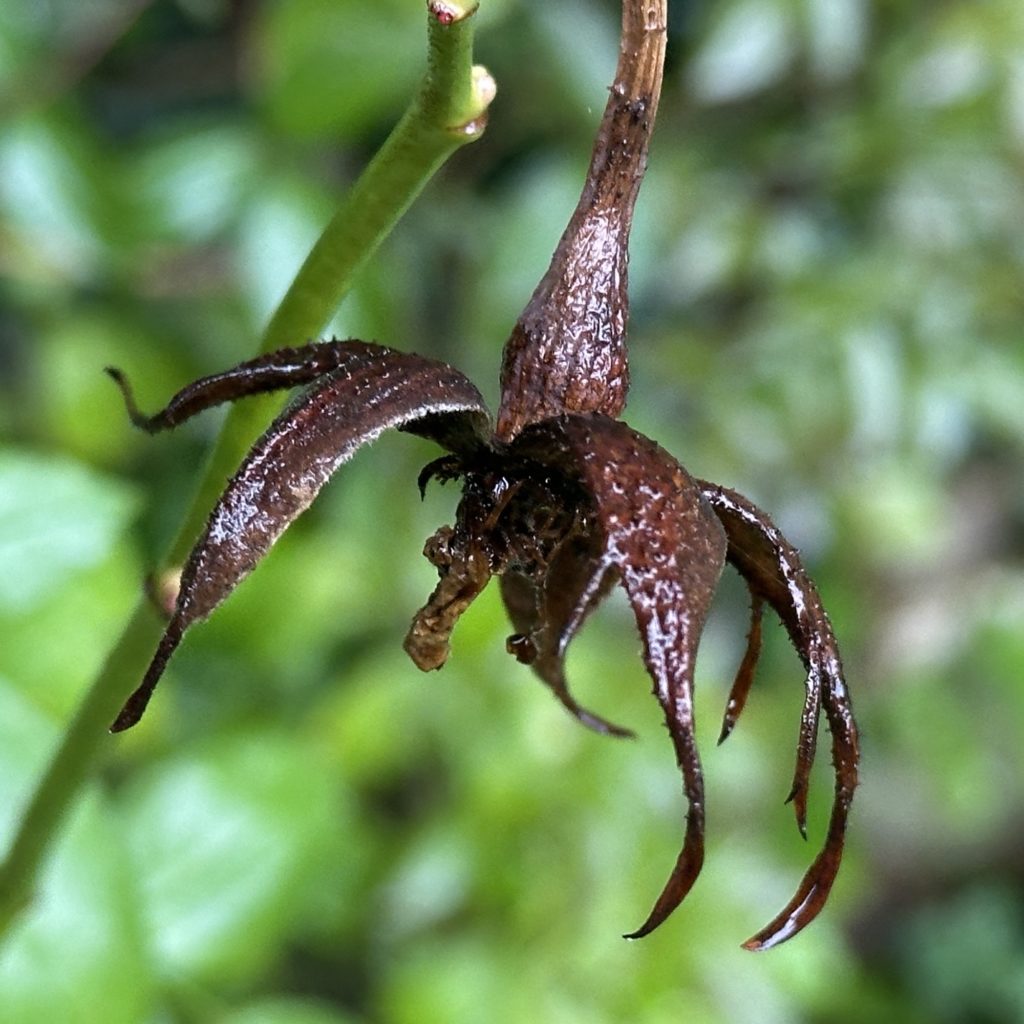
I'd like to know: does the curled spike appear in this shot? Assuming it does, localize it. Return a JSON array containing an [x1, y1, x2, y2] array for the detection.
[[515, 414, 727, 937], [618, 495, 726, 939], [113, 620, 185, 732], [718, 592, 763, 745], [105, 367, 153, 431], [697, 481, 859, 949], [741, 712, 854, 952], [624, 680, 705, 939], [786, 663, 823, 839], [106, 339, 389, 433], [417, 455, 464, 499]]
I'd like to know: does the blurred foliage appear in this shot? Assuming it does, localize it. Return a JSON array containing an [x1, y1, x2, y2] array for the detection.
[[1, 0, 1023, 1021]]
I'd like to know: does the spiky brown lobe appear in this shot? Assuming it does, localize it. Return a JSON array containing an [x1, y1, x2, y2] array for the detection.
[[513, 414, 728, 936], [111, 343, 490, 731], [499, 536, 631, 737], [698, 482, 859, 950]]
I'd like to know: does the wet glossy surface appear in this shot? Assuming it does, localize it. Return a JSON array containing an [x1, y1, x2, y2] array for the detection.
[[495, 0, 666, 439], [514, 414, 728, 937], [698, 483, 860, 950], [114, 0, 857, 951], [109, 341, 490, 731]]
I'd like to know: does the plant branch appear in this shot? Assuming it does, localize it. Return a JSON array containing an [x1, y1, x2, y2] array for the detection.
[[0, 1, 493, 939], [171, 4, 494, 560]]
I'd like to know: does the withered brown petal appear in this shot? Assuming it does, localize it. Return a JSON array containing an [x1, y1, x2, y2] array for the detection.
[[112, 343, 491, 732], [499, 540, 633, 738], [698, 482, 860, 951], [514, 414, 727, 937], [107, 340, 394, 432]]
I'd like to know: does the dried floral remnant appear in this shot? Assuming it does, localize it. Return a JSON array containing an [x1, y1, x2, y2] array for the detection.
[[109, 341, 490, 731], [513, 414, 728, 935], [113, 0, 857, 950]]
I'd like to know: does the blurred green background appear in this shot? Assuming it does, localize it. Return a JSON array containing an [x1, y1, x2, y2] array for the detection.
[[2, 0, 1024, 1021]]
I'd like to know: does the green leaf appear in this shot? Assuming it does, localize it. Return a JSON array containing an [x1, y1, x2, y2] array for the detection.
[[0, 679, 155, 1024], [0, 449, 138, 614], [222, 998, 363, 1024], [690, 0, 796, 103], [135, 123, 258, 244], [0, 117, 108, 280], [121, 729, 352, 987], [254, 0, 421, 140]]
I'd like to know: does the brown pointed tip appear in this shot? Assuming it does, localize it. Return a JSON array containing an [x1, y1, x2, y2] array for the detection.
[[105, 365, 155, 432], [416, 455, 463, 499], [574, 708, 635, 740], [109, 667, 168, 731], [109, 711, 138, 734], [716, 594, 763, 746], [541, 673, 636, 737], [110, 624, 184, 732], [622, 905, 670, 941], [784, 782, 810, 840], [740, 837, 845, 951], [549, 693, 636, 740], [623, 895, 678, 940], [110, 689, 149, 732], [110, 685, 159, 732], [602, 722, 636, 740], [740, 917, 802, 953], [621, 875, 695, 939], [104, 365, 131, 406], [620, 831, 705, 941]]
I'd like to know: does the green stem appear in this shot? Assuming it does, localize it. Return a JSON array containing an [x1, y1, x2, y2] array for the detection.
[[0, 2, 492, 939], [171, 3, 493, 561]]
